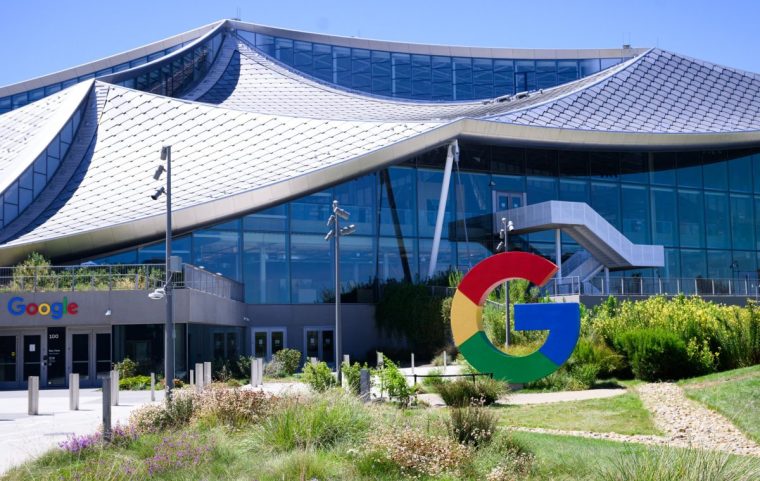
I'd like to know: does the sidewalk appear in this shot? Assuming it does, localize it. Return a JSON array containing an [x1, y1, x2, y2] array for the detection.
[[0, 388, 163, 474]]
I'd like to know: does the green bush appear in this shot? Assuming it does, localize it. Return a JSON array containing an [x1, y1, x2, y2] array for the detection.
[[252, 392, 369, 451], [119, 375, 151, 390], [237, 355, 252, 377], [437, 378, 507, 406], [613, 328, 691, 381], [264, 360, 286, 378], [376, 356, 411, 406], [302, 361, 337, 392], [114, 357, 137, 378], [341, 361, 367, 395], [273, 348, 302, 375], [447, 405, 497, 447], [571, 337, 625, 378]]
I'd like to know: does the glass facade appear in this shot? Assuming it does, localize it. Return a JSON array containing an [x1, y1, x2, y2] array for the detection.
[[0, 95, 88, 228], [241, 31, 631, 101], [87, 142, 760, 303]]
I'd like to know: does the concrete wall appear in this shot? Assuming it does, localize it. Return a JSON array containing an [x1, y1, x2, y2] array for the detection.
[[0, 289, 246, 328]]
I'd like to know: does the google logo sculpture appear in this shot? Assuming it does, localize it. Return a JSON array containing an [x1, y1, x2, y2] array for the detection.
[[451, 251, 580, 384]]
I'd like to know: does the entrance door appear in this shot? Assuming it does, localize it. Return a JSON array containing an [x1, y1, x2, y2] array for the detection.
[[67, 328, 112, 388], [303, 328, 334, 365], [23, 334, 42, 385], [0, 335, 18, 388], [252, 328, 287, 361]]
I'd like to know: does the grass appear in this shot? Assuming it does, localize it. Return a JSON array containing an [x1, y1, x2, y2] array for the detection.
[[679, 365, 760, 442], [496, 392, 660, 436]]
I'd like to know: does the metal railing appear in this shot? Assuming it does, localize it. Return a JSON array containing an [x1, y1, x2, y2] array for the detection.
[[181, 264, 244, 301], [541, 276, 760, 298], [0, 263, 244, 301]]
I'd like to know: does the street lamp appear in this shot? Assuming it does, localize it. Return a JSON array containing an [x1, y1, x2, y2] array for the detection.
[[496, 218, 514, 348], [325, 200, 355, 383], [148, 145, 175, 400]]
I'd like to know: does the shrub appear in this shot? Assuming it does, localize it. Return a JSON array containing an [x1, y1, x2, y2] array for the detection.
[[421, 367, 445, 392], [613, 328, 691, 381], [302, 361, 337, 392], [437, 378, 507, 406], [364, 426, 470, 478], [447, 405, 497, 447], [193, 386, 273, 428], [114, 357, 137, 378], [119, 375, 151, 390], [376, 356, 411, 406], [599, 447, 760, 481], [273, 348, 302, 375], [572, 337, 625, 378], [264, 360, 286, 378], [252, 393, 369, 451], [341, 361, 367, 395], [58, 424, 136, 454], [237, 355, 252, 377]]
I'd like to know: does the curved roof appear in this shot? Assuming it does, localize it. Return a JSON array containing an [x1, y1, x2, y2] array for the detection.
[[1, 21, 760, 263]]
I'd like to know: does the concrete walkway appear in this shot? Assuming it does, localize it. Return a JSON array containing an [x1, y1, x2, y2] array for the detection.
[[0, 388, 163, 474]]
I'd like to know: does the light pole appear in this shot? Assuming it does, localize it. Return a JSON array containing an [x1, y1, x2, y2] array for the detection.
[[325, 200, 355, 383], [148, 145, 174, 400], [496, 218, 514, 348]]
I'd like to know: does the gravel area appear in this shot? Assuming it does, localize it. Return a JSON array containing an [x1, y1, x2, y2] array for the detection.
[[635, 382, 760, 456]]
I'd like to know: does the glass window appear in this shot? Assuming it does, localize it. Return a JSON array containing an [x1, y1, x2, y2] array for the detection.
[[379, 168, 416, 238], [579, 59, 601, 77], [419, 239, 455, 280], [491, 146, 524, 175], [192, 230, 240, 280], [456, 241, 490, 271], [680, 249, 707, 279], [678, 190, 705, 248], [650, 152, 676, 185], [290, 190, 333, 233], [704, 192, 730, 249], [559, 179, 589, 203], [707, 250, 732, 279], [526, 149, 557, 176], [378, 237, 416, 283], [291, 234, 333, 303], [526, 177, 556, 205], [558, 150, 588, 178], [588, 152, 619, 180], [702, 151, 728, 190], [244, 232, 289, 304], [244, 205, 287, 232], [557, 60, 579, 84], [728, 153, 753, 192], [621, 185, 650, 244], [536, 60, 557, 89], [730, 194, 754, 250], [591, 182, 621, 229], [274, 37, 294, 65], [732, 251, 756, 280], [138, 237, 191, 264], [459, 143, 490, 171], [677, 152, 702, 188], [650, 188, 678, 247], [339, 236, 375, 301], [335, 174, 376, 236], [455, 172, 491, 240], [620, 152, 648, 183], [657, 248, 680, 279], [417, 169, 455, 238]]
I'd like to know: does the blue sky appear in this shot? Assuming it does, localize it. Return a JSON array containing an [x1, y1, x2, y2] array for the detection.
[[1, 0, 759, 87]]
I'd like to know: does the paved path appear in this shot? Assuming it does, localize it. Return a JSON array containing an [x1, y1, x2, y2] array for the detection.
[[0, 388, 163, 474]]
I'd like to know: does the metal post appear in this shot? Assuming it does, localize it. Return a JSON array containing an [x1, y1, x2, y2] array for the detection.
[[195, 362, 204, 391], [695, 278, 698, 294], [359, 368, 370, 403], [502, 217, 511, 348], [555, 229, 562, 280], [310, 357, 318, 366], [343, 354, 350, 367], [150, 373, 156, 402], [163, 145, 175, 401], [69, 373, 79, 410], [428, 141, 457, 278], [411, 353, 415, 375], [376, 352, 383, 368], [102, 376, 112, 442], [28, 376, 39, 415], [712, 279, 716, 295], [729, 279, 732, 295], [333, 200, 343, 385], [641, 277, 644, 295], [189, 369, 194, 386], [204, 361, 211, 385], [604, 267, 610, 295], [257, 358, 264, 386], [110, 370, 119, 406], [659, 277, 662, 294], [250, 357, 256, 387], [443, 351, 448, 371]]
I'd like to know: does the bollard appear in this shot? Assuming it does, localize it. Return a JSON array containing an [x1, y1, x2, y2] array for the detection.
[[251, 357, 259, 387], [310, 357, 317, 366], [376, 351, 383, 368], [189, 369, 194, 387], [359, 369, 370, 403], [343, 354, 350, 366], [150, 373, 156, 402], [443, 351, 448, 371], [411, 353, 415, 375], [257, 358, 264, 387], [204, 362, 211, 385], [110, 370, 119, 406], [28, 376, 39, 415], [195, 362, 204, 391], [69, 373, 79, 410], [102, 376, 112, 442]]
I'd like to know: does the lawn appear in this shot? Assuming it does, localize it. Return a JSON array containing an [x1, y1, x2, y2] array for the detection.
[[679, 365, 760, 442], [495, 392, 660, 436]]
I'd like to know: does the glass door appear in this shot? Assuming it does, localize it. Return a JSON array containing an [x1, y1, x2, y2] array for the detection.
[[303, 328, 334, 364], [252, 329, 287, 361], [321, 330, 334, 363], [71, 333, 90, 383], [0, 335, 18, 387], [23, 334, 42, 383], [254, 331, 268, 359], [96, 333, 112, 380], [271, 330, 285, 357], [305, 330, 319, 360]]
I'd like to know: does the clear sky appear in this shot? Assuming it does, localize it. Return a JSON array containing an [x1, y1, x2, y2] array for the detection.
[[1, 0, 759, 87]]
